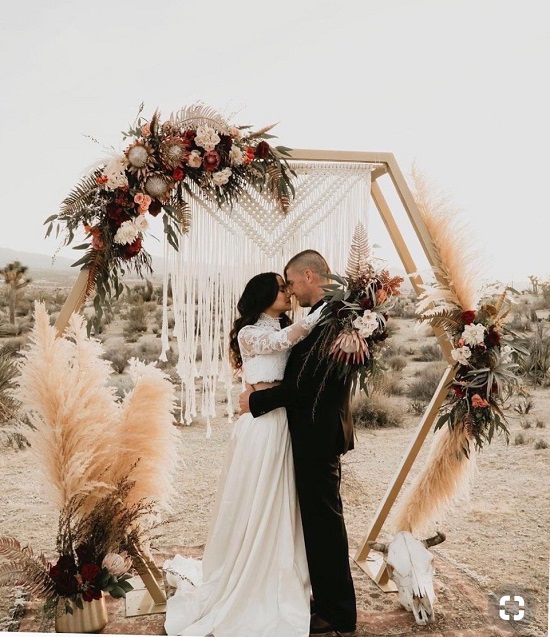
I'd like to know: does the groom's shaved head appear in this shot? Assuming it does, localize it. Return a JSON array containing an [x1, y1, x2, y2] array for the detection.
[[284, 250, 330, 278]]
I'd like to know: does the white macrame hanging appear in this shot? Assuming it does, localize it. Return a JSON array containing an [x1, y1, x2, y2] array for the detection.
[[160, 160, 378, 431]]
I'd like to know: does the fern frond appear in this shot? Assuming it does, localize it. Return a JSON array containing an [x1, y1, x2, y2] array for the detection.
[[0, 538, 55, 599], [58, 171, 102, 220], [169, 102, 230, 132], [345, 222, 371, 279]]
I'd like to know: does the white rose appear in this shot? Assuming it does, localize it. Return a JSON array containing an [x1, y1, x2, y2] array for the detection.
[[352, 310, 379, 338], [462, 323, 486, 346], [103, 155, 129, 190], [187, 150, 202, 168], [194, 125, 220, 152], [212, 167, 232, 186], [229, 145, 244, 166], [114, 219, 140, 245], [451, 345, 472, 366]]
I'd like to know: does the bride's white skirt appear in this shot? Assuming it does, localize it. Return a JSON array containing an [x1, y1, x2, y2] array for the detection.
[[163, 408, 310, 637]]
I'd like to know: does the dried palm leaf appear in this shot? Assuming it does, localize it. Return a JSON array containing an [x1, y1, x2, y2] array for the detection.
[[169, 102, 230, 133]]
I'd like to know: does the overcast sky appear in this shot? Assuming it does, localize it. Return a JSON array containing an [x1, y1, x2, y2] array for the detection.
[[1, 0, 548, 286]]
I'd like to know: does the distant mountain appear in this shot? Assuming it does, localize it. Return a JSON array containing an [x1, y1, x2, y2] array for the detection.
[[0, 246, 166, 284]]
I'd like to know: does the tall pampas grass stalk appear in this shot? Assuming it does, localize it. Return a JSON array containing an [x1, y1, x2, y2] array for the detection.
[[14, 302, 120, 512], [14, 302, 179, 521], [410, 164, 484, 316], [111, 359, 179, 512], [390, 425, 476, 536]]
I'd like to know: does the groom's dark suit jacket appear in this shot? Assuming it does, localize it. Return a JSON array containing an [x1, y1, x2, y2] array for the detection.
[[250, 302, 354, 458]]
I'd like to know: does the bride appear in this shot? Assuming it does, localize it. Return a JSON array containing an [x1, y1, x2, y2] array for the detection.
[[163, 272, 323, 637]]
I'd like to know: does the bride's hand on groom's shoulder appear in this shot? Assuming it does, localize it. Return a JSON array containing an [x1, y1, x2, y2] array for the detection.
[[239, 384, 254, 415]]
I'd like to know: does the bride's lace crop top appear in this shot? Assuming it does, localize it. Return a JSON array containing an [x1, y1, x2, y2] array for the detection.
[[238, 306, 323, 384]]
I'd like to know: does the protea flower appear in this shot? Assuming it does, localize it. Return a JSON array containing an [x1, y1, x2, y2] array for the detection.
[[329, 328, 369, 364], [160, 137, 187, 168], [144, 173, 173, 201], [125, 140, 155, 177]]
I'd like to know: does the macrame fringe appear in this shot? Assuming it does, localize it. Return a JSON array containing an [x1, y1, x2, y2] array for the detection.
[[161, 161, 377, 430]]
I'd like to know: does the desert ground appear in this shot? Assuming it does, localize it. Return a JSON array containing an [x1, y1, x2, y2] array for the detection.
[[0, 278, 549, 635]]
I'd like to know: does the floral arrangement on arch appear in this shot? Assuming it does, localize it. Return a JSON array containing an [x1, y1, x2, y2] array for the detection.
[[44, 103, 295, 324], [411, 166, 521, 453], [316, 222, 404, 393]]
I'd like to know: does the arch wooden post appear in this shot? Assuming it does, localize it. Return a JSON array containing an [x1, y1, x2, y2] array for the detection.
[[53, 268, 167, 615]]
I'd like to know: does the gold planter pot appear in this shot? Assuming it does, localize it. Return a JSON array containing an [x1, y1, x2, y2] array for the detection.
[[55, 595, 108, 633]]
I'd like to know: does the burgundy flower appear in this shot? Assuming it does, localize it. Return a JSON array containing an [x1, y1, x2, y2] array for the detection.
[[359, 296, 374, 310], [485, 327, 501, 346], [121, 236, 142, 259], [114, 188, 131, 205], [203, 150, 221, 172], [106, 201, 130, 227], [217, 134, 233, 153], [82, 586, 103, 602], [453, 385, 465, 398], [80, 563, 101, 583], [255, 141, 270, 159], [172, 167, 185, 181], [461, 310, 476, 325], [182, 129, 196, 148], [149, 198, 162, 217], [56, 554, 77, 574]]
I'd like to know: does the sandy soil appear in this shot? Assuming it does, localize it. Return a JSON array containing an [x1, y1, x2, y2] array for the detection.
[[0, 316, 548, 634]]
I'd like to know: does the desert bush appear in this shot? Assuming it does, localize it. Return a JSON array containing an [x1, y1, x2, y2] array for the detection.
[[373, 371, 404, 396], [515, 322, 550, 385], [136, 339, 162, 363], [352, 391, 403, 428], [534, 439, 548, 450], [514, 433, 526, 445], [535, 419, 545, 428], [103, 344, 136, 374], [514, 396, 534, 415], [123, 304, 148, 339], [408, 400, 426, 416], [0, 336, 26, 354], [413, 343, 444, 362], [387, 355, 407, 372], [407, 362, 447, 404], [519, 419, 531, 430]]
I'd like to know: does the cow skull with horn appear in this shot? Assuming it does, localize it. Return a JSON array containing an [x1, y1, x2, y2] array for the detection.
[[369, 530, 446, 625]]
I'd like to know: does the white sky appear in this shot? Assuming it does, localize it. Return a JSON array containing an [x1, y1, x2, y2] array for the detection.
[[1, 0, 548, 286]]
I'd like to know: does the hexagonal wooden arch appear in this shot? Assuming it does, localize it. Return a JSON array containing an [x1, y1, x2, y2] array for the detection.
[[53, 148, 457, 601]]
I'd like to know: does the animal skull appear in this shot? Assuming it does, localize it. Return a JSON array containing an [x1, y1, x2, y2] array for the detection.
[[369, 530, 446, 625]]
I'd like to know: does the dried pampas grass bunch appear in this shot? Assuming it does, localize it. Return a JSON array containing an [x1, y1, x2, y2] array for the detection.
[[14, 301, 179, 524], [410, 164, 485, 317]]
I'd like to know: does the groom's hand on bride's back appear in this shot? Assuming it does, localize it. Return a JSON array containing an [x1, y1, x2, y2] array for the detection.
[[239, 384, 253, 415]]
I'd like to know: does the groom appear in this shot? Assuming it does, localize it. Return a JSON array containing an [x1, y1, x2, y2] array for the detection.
[[239, 249, 357, 635]]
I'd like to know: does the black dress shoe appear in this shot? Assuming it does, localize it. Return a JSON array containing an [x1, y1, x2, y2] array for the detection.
[[309, 612, 356, 635]]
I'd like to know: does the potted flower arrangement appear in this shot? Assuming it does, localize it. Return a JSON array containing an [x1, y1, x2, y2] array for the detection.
[[315, 222, 404, 394], [0, 303, 179, 631]]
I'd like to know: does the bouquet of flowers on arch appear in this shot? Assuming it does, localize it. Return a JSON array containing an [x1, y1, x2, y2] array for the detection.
[[316, 222, 404, 392], [410, 165, 522, 453], [44, 102, 295, 326]]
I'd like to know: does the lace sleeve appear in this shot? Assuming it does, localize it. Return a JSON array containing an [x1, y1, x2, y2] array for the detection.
[[238, 305, 324, 357]]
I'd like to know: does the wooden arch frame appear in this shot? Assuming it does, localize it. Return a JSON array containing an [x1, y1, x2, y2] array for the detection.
[[53, 149, 457, 607]]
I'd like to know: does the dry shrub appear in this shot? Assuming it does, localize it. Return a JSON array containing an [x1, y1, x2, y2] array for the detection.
[[407, 362, 447, 405], [413, 343, 444, 362], [352, 391, 403, 429], [387, 355, 407, 371], [534, 439, 548, 450]]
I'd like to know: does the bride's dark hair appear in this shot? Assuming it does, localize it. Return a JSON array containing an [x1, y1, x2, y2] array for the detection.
[[229, 272, 291, 370]]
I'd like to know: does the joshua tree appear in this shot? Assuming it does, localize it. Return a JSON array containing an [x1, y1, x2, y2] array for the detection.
[[2, 261, 32, 325], [528, 275, 539, 295]]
